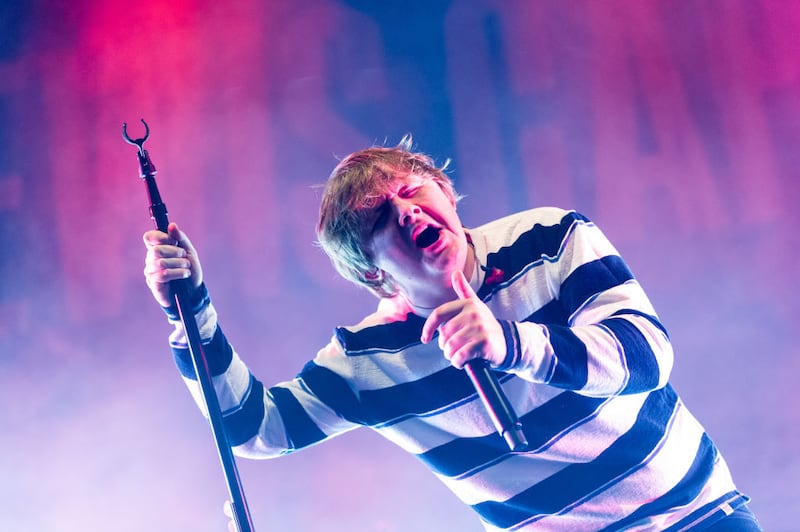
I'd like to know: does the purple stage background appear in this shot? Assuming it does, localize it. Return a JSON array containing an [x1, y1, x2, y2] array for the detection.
[[1, 1, 798, 530]]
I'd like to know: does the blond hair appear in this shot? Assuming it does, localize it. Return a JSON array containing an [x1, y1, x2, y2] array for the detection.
[[316, 136, 460, 297]]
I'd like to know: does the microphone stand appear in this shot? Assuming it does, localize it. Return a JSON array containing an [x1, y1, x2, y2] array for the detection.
[[123, 120, 255, 532]]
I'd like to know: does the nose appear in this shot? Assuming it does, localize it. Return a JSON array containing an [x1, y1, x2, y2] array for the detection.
[[394, 197, 421, 226]]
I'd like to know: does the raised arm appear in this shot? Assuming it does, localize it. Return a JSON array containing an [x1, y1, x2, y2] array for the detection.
[[143, 223, 359, 457]]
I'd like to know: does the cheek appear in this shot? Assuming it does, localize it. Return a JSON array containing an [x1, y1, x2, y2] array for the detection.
[[373, 241, 415, 275], [377, 248, 406, 271], [368, 234, 397, 269]]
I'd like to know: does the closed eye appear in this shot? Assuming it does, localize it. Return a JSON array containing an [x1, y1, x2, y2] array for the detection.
[[399, 185, 421, 198], [369, 181, 424, 233]]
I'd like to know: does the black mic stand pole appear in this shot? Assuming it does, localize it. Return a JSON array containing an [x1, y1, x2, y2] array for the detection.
[[123, 119, 255, 532]]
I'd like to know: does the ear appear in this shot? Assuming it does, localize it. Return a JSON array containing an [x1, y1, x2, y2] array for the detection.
[[363, 267, 383, 282], [365, 270, 400, 299]]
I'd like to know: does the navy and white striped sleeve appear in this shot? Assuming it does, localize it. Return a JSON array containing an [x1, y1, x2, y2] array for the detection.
[[504, 213, 673, 397], [168, 295, 360, 458]]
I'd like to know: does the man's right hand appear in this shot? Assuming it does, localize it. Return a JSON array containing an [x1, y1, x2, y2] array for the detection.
[[143, 222, 203, 308]]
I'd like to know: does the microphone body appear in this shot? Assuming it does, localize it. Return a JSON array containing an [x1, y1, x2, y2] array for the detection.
[[464, 359, 528, 451]]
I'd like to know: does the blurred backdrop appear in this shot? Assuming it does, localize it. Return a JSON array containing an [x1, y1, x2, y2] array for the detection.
[[0, 1, 798, 530]]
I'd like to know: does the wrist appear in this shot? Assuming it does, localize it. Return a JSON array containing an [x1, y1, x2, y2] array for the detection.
[[494, 320, 522, 370], [162, 282, 210, 320]]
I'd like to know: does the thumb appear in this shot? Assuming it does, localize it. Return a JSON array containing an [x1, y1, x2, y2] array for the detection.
[[451, 269, 477, 300], [166, 222, 203, 290], [167, 222, 197, 254]]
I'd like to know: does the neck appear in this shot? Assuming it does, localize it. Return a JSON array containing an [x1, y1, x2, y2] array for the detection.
[[407, 299, 440, 316]]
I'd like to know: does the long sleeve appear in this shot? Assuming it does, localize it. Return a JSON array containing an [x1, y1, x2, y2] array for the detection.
[[479, 209, 673, 397], [166, 291, 360, 459], [160, 209, 744, 531]]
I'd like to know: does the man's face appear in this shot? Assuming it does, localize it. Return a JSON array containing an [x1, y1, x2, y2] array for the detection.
[[364, 173, 469, 305]]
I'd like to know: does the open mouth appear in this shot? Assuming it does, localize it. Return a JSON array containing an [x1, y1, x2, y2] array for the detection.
[[415, 226, 441, 248]]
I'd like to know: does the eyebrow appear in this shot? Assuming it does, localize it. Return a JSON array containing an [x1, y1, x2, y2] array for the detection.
[[360, 174, 429, 224]]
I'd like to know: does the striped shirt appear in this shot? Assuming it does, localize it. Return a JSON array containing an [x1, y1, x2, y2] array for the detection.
[[169, 207, 747, 530]]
